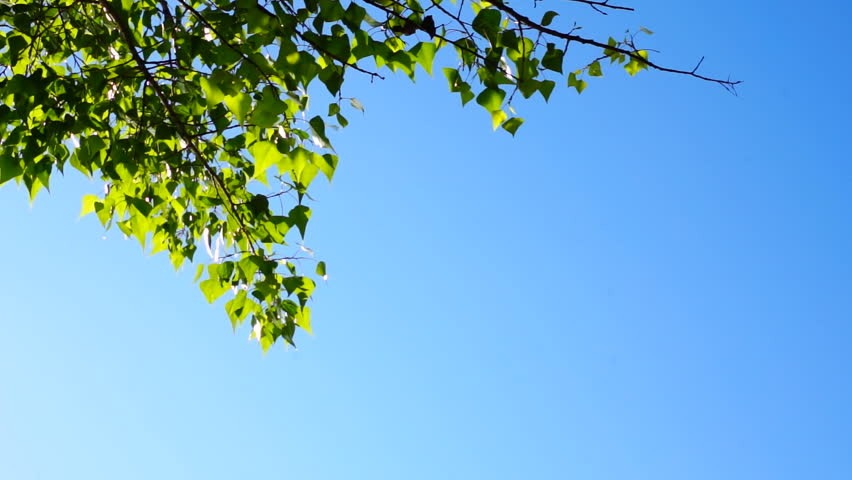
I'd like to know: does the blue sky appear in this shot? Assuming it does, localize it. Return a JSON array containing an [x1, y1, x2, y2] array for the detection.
[[2, 2, 851, 479]]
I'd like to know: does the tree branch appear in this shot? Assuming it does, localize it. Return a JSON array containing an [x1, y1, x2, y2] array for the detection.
[[492, 0, 741, 92], [565, 0, 635, 15]]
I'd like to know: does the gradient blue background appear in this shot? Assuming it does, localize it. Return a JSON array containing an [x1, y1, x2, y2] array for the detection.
[[2, 2, 851, 478]]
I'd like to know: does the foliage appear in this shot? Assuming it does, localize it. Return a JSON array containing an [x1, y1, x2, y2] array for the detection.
[[0, 0, 738, 351]]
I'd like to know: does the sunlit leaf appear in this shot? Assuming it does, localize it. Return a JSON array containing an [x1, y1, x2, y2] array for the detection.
[[249, 141, 284, 182], [79, 194, 100, 217], [224, 93, 252, 123], [476, 88, 505, 112]]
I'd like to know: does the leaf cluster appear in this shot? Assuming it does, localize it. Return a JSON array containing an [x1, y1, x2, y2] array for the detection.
[[0, 0, 737, 350]]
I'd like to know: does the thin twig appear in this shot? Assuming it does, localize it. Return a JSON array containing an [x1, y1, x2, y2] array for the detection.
[[490, 0, 741, 92]]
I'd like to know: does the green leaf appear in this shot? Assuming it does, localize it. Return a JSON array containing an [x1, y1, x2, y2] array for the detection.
[[460, 89, 475, 106], [199, 76, 225, 105], [472, 8, 501, 38], [80, 195, 103, 217], [501, 117, 524, 136], [225, 290, 249, 330], [313, 153, 338, 182], [296, 306, 312, 334], [224, 92, 252, 123], [539, 80, 556, 102], [309, 115, 333, 150], [251, 88, 287, 128], [476, 88, 505, 113], [443, 68, 461, 91], [283, 276, 315, 306], [316, 261, 327, 280], [490, 110, 508, 131], [319, 65, 343, 95], [411, 42, 437, 75], [568, 73, 587, 94], [194, 264, 205, 282], [246, 3, 275, 33], [541, 11, 559, 27], [288, 205, 311, 238], [625, 51, 649, 76], [248, 194, 270, 216], [199, 278, 229, 304], [541, 44, 564, 73], [588, 61, 603, 77], [249, 141, 284, 182], [0, 152, 23, 185]]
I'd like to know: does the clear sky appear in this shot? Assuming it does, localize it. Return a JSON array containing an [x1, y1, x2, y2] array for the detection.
[[2, 2, 851, 479]]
